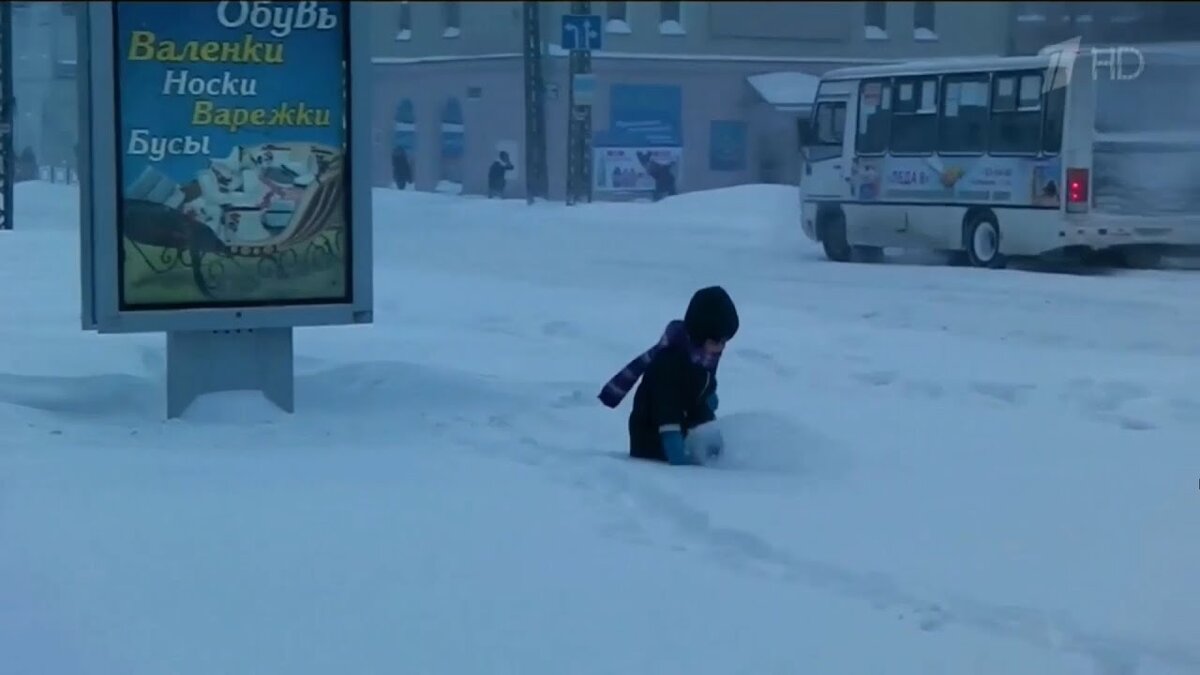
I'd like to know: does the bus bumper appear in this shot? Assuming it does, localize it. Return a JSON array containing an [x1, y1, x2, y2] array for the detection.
[[1059, 215, 1200, 249]]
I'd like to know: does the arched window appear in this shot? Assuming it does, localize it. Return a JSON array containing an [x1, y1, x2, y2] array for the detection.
[[391, 99, 416, 189], [440, 98, 464, 158], [393, 99, 415, 150], [438, 98, 465, 192]]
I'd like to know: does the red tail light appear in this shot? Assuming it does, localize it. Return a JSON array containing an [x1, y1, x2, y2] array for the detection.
[[1066, 167, 1089, 211]]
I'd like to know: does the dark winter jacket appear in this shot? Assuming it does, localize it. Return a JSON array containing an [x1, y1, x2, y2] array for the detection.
[[392, 148, 412, 189], [488, 153, 514, 193], [627, 343, 718, 462], [626, 286, 739, 464]]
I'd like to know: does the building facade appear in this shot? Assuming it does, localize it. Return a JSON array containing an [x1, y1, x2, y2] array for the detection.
[[1008, 2, 1200, 55], [370, 1, 1013, 200], [11, 1, 78, 177]]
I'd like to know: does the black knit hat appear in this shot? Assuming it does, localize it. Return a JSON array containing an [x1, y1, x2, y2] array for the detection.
[[684, 286, 739, 344]]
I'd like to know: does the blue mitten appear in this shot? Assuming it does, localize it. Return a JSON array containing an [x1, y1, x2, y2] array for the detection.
[[660, 430, 691, 466], [706, 391, 719, 413]]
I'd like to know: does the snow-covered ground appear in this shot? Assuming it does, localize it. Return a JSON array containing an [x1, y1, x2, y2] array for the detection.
[[2, 181, 1198, 675]]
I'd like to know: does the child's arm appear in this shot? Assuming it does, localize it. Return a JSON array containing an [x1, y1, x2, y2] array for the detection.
[[647, 352, 695, 466]]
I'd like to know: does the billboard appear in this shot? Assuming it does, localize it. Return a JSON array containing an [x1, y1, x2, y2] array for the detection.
[[593, 147, 681, 194], [79, 1, 373, 333]]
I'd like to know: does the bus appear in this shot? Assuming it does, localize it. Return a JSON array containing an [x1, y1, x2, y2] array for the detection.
[[798, 45, 1200, 268]]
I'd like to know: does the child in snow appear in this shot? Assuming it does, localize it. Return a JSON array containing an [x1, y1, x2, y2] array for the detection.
[[598, 286, 739, 466]]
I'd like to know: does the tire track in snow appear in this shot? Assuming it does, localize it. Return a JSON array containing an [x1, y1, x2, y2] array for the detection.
[[451, 409, 1200, 675]]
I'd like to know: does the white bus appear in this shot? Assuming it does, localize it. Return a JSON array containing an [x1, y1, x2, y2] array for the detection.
[[798, 45, 1200, 268]]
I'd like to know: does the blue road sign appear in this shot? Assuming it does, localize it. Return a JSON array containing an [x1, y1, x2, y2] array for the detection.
[[561, 14, 603, 52]]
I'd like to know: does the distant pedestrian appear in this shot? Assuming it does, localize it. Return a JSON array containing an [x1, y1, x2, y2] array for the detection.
[[637, 151, 677, 202], [487, 150, 515, 198], [391, 146, 412, 190]]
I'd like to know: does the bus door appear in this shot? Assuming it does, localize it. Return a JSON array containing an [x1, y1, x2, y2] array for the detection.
[[802, 95, 853, 205]]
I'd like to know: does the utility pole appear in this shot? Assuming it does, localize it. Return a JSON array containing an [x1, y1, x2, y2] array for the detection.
[[565, 0, 593, 206], [0, 1, 13, 230], [521, 1, 548, 204]]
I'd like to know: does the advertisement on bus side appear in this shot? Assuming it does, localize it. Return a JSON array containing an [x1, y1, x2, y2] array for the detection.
[[851, 155, 1062, 207]]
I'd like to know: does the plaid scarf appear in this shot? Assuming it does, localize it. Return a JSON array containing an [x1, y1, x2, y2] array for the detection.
[[598, 319, 720, 409]]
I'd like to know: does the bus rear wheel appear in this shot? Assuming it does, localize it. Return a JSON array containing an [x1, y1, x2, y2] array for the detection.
[[964, 212, 1006, 269]]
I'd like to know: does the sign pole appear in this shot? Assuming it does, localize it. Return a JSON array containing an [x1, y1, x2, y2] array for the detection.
[[522, 1, 548, 204], [564, 3, 595, 205], [0, 1, 13, 230]]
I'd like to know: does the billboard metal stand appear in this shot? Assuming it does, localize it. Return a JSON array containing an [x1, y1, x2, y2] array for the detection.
[[79, 2, 374, 419], [167, 328, 294, 417], [0, 1, 13, 231]]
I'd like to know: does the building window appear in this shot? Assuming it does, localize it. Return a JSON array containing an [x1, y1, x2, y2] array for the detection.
[[606, 1, 631, 34], [864, 1, 887, 40], [913, 2, 937, 40], [392, 99, 416, 189], [442, 1, 460, 38], [1105, 2, 1142, 23], [439, 98, 465, 193], [1015, 1, 1045, 22], [396, 1, 412, 41], [990, 72, 1043, 155], [659, 1, 684, 35]]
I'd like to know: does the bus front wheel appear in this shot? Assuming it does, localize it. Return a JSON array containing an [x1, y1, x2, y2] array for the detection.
[[964, 212, 1006, 269], [819, 211, 853, 263]]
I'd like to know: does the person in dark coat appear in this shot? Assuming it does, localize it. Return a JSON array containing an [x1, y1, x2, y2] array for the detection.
[[487, 150, 515, 198], [392, 146, 412, 190], [598, 286, 740, 465], [637, 151, 677, 202]]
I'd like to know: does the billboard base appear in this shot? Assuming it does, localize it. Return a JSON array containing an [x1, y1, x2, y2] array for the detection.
[[166, 328, 294, 420]]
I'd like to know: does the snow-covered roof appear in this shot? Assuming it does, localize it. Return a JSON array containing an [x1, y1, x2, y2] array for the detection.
[[746, 71, 820, 109], [823, 54, 1028, 81]]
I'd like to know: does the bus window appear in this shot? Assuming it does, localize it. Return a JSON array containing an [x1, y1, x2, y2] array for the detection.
[[814, 102, 846, 145], [856, 79, 891, 155], [990, 71, 1042, 154], [891, 76, 938, 154], [806, 101, 847, 161], [1042, 67, 1066, 154], [938, 74, 989, 154]]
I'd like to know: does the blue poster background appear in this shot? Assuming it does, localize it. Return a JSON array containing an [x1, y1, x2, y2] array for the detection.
[[115, 1, 346, 188], [709, 120, 747, 171], [594, 84, 682, 148]]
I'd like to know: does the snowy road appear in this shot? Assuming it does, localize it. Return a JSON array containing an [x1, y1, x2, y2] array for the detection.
[[1, 183, 1197, 674]]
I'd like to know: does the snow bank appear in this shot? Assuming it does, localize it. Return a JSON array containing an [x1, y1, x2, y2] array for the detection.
[[2, 181, 1199, 675], [10, 181, 80, 231]]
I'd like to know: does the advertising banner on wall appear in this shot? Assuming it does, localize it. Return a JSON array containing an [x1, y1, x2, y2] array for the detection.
[[593, 146, 681, 194], [593, 84, 683, 197], [112, 1, 352, 310], [598, 84, 682, 148], [709, 120, 747, 172]]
